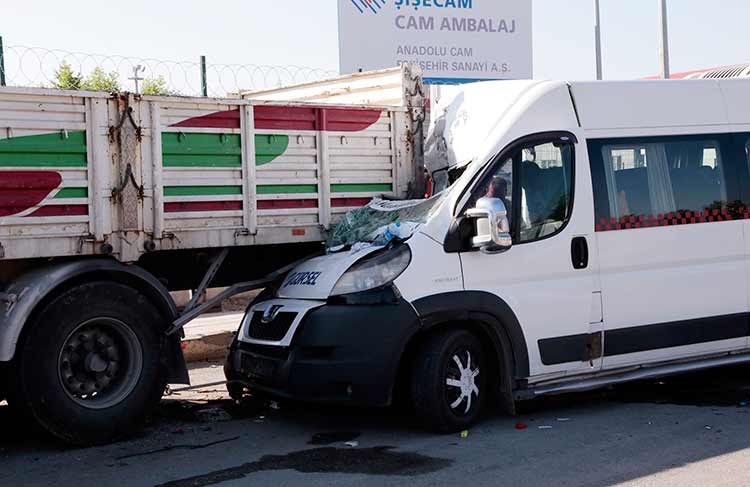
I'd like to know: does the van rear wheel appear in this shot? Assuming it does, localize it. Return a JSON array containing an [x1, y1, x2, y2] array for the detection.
[[410, 329, 486, 433], [9, 282, 167, 445]]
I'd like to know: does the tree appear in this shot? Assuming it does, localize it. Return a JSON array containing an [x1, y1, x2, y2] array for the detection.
[[53, 61, 83, 90], [141, 76, 175, 96], [81, 67, 121, 92]]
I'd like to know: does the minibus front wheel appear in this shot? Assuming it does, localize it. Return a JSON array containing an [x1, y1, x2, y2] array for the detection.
[[410, 329, 487, 432]]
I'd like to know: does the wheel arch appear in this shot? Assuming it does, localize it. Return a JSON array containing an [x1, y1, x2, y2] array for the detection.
[[0, 258, 187, 383], [402, 291, 531, 412]]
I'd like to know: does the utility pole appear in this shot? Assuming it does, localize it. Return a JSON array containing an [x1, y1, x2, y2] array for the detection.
[[594, 0, 603, 80], [658, 0, 671, 79], [200, 56, 208, 97], [0, 36, 6, 87], [129, 65, 145, 94]]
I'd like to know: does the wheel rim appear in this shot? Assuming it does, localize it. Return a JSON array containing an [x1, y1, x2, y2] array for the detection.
[[445, 349, 480, 415], [57, 317, 143, 410]]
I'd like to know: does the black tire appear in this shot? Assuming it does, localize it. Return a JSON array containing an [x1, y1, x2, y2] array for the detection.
[[9, 281, 168, 445], [410, 329, 487, 433]]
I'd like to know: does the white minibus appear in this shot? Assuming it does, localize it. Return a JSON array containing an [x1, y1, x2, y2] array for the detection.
[[226, 79, 750, 432]]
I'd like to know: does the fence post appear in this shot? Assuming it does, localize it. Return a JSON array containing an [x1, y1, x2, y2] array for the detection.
[[200, 55, 207, 97], [0, 36, 6, 87]]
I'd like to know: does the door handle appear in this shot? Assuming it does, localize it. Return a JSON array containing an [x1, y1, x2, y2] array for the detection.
[[571, 236, 589, 270]]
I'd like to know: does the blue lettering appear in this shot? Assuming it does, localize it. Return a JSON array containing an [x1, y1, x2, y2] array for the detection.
[[458, 0, 472, 8]]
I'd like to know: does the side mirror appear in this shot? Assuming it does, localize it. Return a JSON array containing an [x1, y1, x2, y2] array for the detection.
[[464, 197, 512, 254]]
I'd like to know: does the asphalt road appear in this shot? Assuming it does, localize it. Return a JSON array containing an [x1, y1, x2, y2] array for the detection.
[[3, 362, 750, 487]]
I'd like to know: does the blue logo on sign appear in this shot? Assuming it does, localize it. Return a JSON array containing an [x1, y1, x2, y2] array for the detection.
[[351, 0, 386, 14]]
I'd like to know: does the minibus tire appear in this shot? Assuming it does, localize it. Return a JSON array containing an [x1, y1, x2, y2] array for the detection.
[[10, 282, 167, 445], [410, 329, 486, 433]]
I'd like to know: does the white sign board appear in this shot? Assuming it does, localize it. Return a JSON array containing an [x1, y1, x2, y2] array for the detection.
[[338, 0, 532, 83]]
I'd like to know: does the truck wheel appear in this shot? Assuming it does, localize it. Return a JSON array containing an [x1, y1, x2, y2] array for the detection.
[[410, 329, 486, 433], [10, 281, 168, 445]]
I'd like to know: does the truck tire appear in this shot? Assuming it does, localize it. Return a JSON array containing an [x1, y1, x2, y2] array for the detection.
[[9, 281, 168, 445], [410, 329, 487, 433]]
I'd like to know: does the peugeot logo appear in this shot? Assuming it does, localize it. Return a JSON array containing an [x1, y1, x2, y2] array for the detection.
[[261, 304, 283, 324]]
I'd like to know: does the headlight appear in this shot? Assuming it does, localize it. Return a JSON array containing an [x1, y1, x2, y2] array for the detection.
[[330, 245, 412, 296]]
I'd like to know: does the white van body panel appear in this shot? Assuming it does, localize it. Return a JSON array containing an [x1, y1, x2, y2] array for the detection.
[[572, 80, 728, 129], [393, 231, 464, 303], [457, 83, 602, 378], [572, 79, 750, 370], [718, 79, 750, 125]]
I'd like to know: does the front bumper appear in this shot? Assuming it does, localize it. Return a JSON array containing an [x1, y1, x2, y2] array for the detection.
[[225, 297, 420, 406]]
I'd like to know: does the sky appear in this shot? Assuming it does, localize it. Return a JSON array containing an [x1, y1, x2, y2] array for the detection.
[[2, 0, 749, 89]]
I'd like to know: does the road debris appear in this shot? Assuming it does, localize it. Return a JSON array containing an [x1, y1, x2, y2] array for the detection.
[[345, 441, 359, 448], [460, 430, 469, 439], [515, 422, 528, 430], [115, 437, 240, 460]]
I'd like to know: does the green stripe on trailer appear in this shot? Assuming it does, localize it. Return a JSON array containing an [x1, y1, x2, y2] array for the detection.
[[54, 187, 88, 199], [331, 183, 392, 193], [163, 154, 242, 168], [162, 132, 289, 167], [256, 135, 289, 166], [0, 131, 88, 167], [162, 132, 242, 155], [163, 132, 241, 168], [257, 184, 318, 195], [164, 186, 243, 196], [0, 131, 87, 154], [0, 154, 88, 167]]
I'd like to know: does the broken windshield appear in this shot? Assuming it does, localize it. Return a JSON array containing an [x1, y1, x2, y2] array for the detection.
[[327, 191, 449, 250]]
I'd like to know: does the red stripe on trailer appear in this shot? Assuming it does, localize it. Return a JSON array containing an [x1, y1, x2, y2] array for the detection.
[[324, 108, 382, 132], [255, 106, 317, 131], [27, 205, 88, 217], [331, 198, 372, 208], [165, 201, 243, 213], [170, 110, 241, 129], [257, 199, 318, 210], [0, 171, 62, 217], [170, 107, 383, 132]]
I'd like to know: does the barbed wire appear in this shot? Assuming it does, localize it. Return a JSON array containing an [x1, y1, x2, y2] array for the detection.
[[1, 45, 339, 97]]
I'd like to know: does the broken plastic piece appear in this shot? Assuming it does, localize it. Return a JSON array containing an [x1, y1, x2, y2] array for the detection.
[[460, 430, 469, 439], [515, 422, 528, 430], [537, 425, 553, 430]]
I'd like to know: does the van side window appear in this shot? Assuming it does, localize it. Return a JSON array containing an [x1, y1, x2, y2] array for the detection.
[[588, 134, 737, 231], [471, 140, 574, 243]]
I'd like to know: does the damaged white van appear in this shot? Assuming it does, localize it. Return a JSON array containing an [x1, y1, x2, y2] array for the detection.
[[225, 78, 750, 432]]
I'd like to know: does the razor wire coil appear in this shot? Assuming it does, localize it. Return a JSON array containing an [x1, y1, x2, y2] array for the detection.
[[1, 45, 339, 97]]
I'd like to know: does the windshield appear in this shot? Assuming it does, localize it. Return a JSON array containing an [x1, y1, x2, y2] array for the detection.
[[327, 191, 451, 249]]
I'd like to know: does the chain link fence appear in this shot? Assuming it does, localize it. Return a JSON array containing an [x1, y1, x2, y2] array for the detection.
[[0, 41, 339, 97]]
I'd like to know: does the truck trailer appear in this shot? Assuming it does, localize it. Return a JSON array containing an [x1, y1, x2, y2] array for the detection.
[[0, 65, 425, 444]]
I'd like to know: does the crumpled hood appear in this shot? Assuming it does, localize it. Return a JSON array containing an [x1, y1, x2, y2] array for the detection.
[[276, 245, 384, 300]]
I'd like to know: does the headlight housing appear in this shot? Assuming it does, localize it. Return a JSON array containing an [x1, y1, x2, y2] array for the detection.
[[330, 245, 412, 296]]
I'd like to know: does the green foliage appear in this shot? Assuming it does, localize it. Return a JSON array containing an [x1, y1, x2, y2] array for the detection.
[[53, 61, 82, 90], [81, 67, 121, 92], [141, 76, 174, 96]]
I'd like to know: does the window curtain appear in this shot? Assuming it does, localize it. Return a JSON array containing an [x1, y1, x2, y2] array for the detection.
[[644, 144, 676, 215]]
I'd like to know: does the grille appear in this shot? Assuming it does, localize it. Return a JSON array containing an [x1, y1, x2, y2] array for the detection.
[[247, 311, 296, 341]]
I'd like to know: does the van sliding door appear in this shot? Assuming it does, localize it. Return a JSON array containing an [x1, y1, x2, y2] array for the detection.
[[589, 133, 748, 370]]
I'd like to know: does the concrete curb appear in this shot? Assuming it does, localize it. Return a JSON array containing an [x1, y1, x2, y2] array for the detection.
[[182, 331, 235, 363]]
